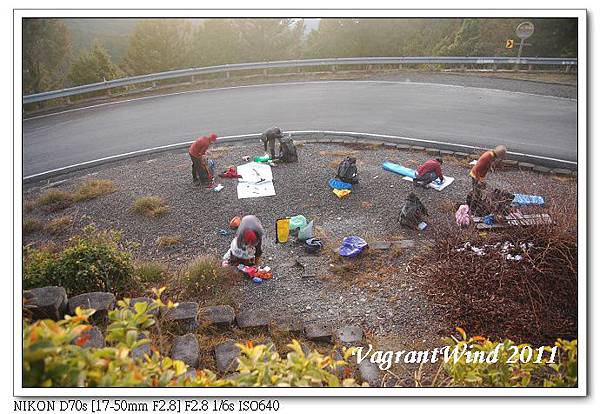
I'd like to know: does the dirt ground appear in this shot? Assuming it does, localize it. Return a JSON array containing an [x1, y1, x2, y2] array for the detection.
[[22, 141, 578, 363]]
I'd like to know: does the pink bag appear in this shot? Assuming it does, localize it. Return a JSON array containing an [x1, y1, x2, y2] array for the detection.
[[455, 204, 471, 227]]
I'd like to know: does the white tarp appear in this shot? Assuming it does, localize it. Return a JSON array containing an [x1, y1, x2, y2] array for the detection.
[[401, 175, 455, 191], [236, 162, 276, 199]]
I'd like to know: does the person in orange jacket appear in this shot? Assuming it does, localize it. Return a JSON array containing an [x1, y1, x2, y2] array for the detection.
[[188, 133, 217, 186], [470, 145, 507, 187]]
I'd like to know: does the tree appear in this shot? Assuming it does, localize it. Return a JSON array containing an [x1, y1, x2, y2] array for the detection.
[[67, 42, 121, 87], [234, 19, 305, 62], [23, 19, 71, 94], [123, 19, 193, 75], [190, 19, 240, 67]]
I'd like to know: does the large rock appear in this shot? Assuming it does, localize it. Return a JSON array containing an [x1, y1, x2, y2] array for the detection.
[[130, 297, 159, 316], [335, 325, 364, 345], [304, 323, 333, 343], [236, 309, 270, 329], [358, 360, 381, 386], [199, 305, 235, 328], [73, 326, 105, 349], [68, 292, 116, 323], [23, 286, 67, 321], [171, 334, 199, 368], [215, 340, 240, 373], [163, 302, 199, 333]]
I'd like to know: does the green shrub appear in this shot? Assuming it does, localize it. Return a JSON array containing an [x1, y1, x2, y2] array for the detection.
[[23, 226, 135, 296], [131, 196, 169, 217], [440, 328, 577, 387], [135, 262, 168, 284], [23, 288, 361, 387], [73, 179, 117, 202]]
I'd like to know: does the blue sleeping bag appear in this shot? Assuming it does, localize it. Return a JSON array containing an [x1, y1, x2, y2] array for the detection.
[[339, 236, 368, 257], [329, 178, 353, 190], [512, 194, 545, 207], [382, 161, 416, 179]]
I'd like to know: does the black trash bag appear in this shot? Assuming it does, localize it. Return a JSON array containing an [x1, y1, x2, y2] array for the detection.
[[336, 156, 359, 184]]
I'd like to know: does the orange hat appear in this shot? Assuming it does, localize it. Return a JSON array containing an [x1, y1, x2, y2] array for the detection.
[[229, 216, 241, 229]]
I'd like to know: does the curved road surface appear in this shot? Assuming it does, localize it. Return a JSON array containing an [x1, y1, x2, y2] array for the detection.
[[23, 81, 577, 177]]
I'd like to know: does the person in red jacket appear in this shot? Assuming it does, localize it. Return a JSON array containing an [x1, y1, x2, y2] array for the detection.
[[414, 157, 444, 188], [189, 133, 217, 186]]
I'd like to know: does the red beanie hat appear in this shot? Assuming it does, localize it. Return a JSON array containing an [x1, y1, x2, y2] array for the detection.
[[209, 133, 218, 142], [243, 230, 257, 245]]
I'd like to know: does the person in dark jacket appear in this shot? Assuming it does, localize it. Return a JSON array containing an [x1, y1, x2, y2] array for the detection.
[[414, 157, 444, 188], [222, 215, 265, 266], [260, 127, 284, 159], [189, 133, 218, 186]]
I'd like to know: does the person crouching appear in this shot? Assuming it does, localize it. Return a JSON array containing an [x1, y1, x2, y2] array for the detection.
[[222, 215, 265, 267], [414, 157, 444, 188]]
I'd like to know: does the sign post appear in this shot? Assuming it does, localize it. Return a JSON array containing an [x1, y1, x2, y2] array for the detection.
[[515, 21, 535, 62]]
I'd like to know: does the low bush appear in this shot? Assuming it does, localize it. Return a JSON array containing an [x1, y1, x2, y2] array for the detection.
[[23, 289, 361, 387], [135, 262, 168, 284], [156, 235, 183, 248], [131, 196, 169, 217], [73, 179, 117, 202], [36, 189, 74, 212], [23, 225, 135, 296], [23, 218, 43, 235], [177, 256, 237, 301], [45, 215, 73, 235]]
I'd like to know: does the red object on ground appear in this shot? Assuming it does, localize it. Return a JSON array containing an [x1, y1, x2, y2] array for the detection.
[[416, 159, 444, 181], [219, 167, 242, 178]]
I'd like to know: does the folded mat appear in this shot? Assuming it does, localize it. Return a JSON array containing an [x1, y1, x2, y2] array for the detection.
[[512, 193, 545, 206]]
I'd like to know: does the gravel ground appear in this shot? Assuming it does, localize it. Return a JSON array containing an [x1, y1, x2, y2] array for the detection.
[[23, 141, 577, 350]]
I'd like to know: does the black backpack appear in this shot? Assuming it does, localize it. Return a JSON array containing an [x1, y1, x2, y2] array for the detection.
[[279, 137, 298, 163], [399, 193, 428, 228], [336, 157, 359, 184]]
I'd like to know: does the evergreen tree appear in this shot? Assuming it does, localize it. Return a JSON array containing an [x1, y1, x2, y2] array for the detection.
[[67, 42, 121, 86], [23, 19, 71, 94], [123, 19, 193, 75]]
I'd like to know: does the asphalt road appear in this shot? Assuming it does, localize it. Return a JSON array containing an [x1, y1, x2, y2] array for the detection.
[[22, 80, 577, 176]]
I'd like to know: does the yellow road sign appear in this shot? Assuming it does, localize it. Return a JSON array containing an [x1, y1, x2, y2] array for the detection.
[[506, 39, 514, 49]]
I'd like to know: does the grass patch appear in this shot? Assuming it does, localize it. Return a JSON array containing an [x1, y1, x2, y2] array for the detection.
[[135, 261, 168, 284], [131, 196, 169, 217], [156, 235, 183, 248], [23, 218, 43, 235], [23, 200, 36, 213], [45, 216, 73, 235], [73, 179, 117, 202], [36, 189, 74, 212], [176, 256, 238, 302]]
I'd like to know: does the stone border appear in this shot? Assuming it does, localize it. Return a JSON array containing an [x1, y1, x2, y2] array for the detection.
[[23, 131, 577, 184]]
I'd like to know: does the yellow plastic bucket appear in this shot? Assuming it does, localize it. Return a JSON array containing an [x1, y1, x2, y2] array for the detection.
[[276, 218, 290, 243]]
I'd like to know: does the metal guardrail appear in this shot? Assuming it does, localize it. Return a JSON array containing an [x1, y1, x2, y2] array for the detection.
[[23, 56, 577, 105]]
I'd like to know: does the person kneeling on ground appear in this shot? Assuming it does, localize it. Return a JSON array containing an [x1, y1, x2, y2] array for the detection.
[[414, 157, 444, 188], [222, 215, 265, 267], [470, 145, 507, 188], [189, 133, 218, 186], [260, 126, 284, 159]]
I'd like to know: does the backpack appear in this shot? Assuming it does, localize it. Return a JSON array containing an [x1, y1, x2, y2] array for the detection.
[[336, 157, 359, 184], [399, 193, 428, 228], [279, 137, 298, 163]]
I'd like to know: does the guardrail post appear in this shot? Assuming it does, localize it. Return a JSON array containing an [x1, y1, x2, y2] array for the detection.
[[527, 64, 533, 72], [565, 65, 571, 73], [461, 64, 466, 72], [106, 88, 112, 97], [226, 71, 230, 79], [263, 69, 268, 77], [152, 81, 157, 88], [492, 64, 497, 72], [65, 96, 71, 105], [332, 64, 337, 73]]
